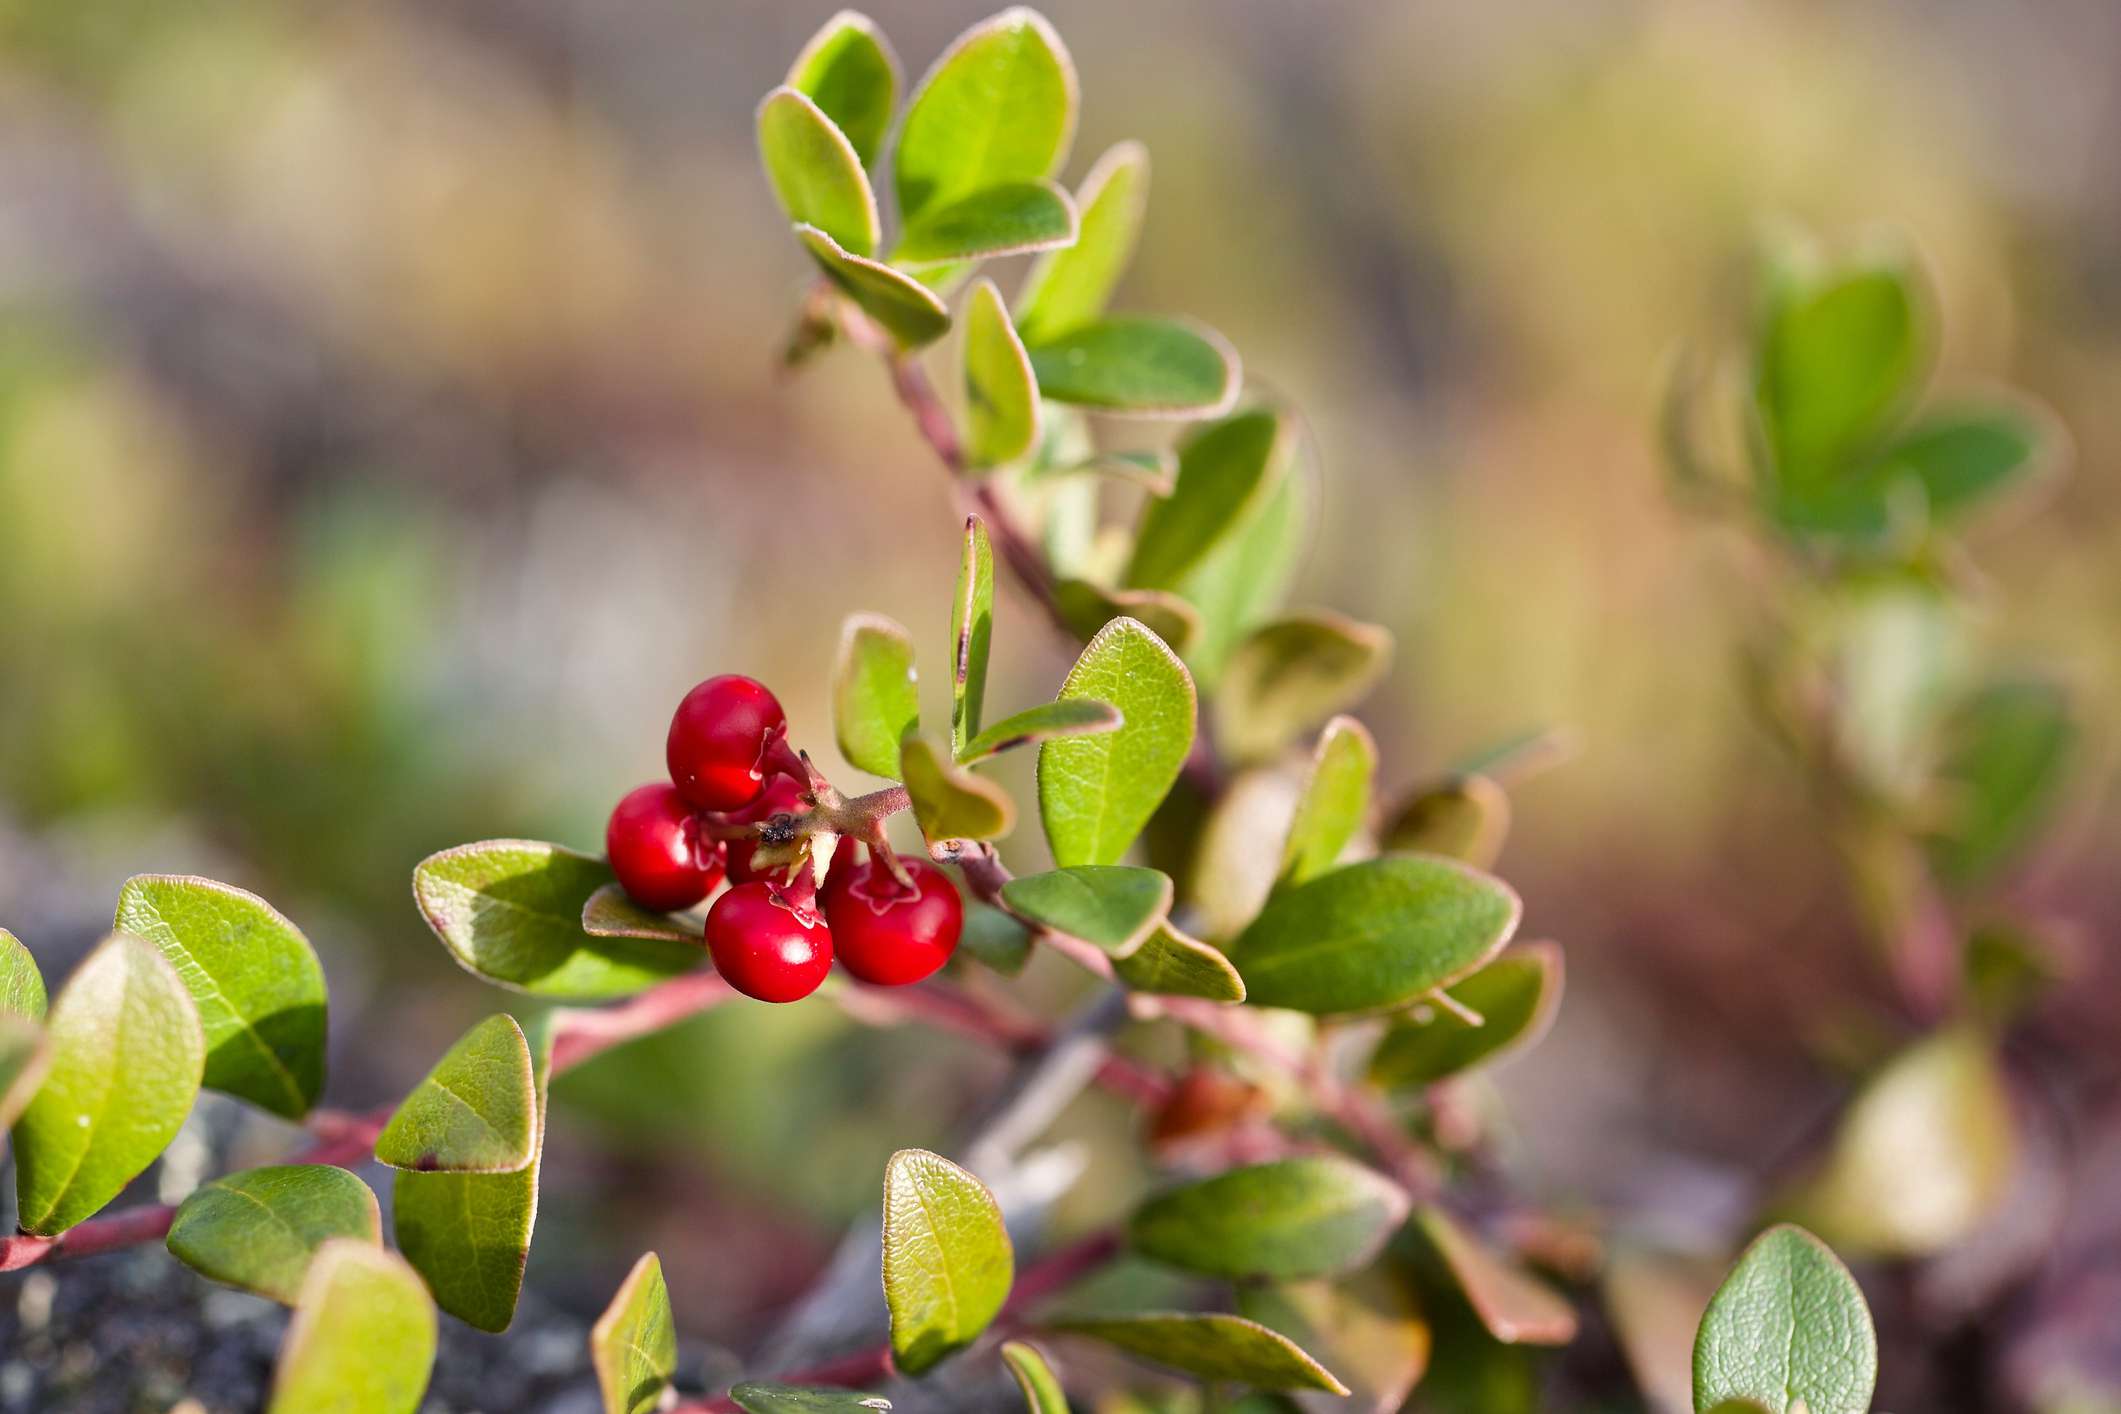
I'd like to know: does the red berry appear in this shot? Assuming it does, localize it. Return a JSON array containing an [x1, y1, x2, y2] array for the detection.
[[606, 783, 724, 912], [822, 853, 963, 987], [724, 776, 810, 884], [667, 675, 788, 811], [705, 881, 833, 1002]]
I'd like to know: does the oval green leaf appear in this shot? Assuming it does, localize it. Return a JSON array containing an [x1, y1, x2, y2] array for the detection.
[[376, 1013, 537, 1173], [1692, 1224, 1877, 1414], [1127, 410, 1288, 592], [1054, 579, 1200, 657], [958, 699, 1121, 765], [583, 883, 704, 944], [757, 87, 879, 256], [834, 612, 920, 780], [415, 840, 702, 1000], [902, 735, 1016, 843], [731, 1384, 892, 1414], [1113, 922, 1245, 1002], [1016, 141, 1149, 345], [593, 1251, 678, 1414], [1002, 1340, 1069, 1414], [115, 873, 327, 1120], [895, 8, 1075, 226], [883, 1147, 1015, 1375], [167, 1165, 382, 1305], [1280, 716, 1377, 887], [1414, 1205, 1577, 1347], [1038, 617, 1196, 868], [1369, 941, 1563, 1089], [1218, 612, 1393, 765], [1234, 856, 1520, 1017], [898, 181, 1077, 268], [0, 928, 47, 1020], [1055, 1313, 1347, 1394], [1130, 1155, 1411, 1282], [1177, 459, 1309, 686], [1028, 317, 1239, 419], [269, 1240, 437, 1414], [798, 225, 951, 348], [13, 934, 204, 1235], [787, 11, 899, 168], [952, 515, 996, 755], [964, 279, 1041, 470], [999, 865, 1172, 957], [1757, 260, 1926, 488]]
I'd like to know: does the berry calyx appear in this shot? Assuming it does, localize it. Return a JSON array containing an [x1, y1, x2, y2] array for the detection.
[[606, 783, 724, 912], [723, 775, 810, 884], [705, 880, 834, 1002], [821, 850, 963, 987], [667, 674, 790, 812]]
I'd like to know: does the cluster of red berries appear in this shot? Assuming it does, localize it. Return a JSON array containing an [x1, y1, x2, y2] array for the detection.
[[604, 674, 963, 1003]]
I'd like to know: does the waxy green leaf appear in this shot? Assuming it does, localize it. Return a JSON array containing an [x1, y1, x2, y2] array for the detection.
[[583, 884, 704, 944], [1218, 612, 1393, 764], [1178, 461, 1309, 685], [1369, 942, 1562, 1089], [903, 736, 1015, 842], [1131, 1155, 1410, 1281], [13, 935, 204, 1235], [834, 612, 920, 779], [115, 873, 327, 1120], [1016, 141, 1149, 345], [958, 699, 1121, 765], [1757, 260, 1925, 490], [269, 1240, 436, 1414], [1280, 716, 1376, 886], [1692, 1224, 1877, 1414], [899, 182, 1077, 268], [0, 1016, 50, 1134], [1927, 676, 2074, 885], [1127, 410, 1287, 591], [787, 11, 899, 168], [731, 1384, 892, 1414], [798, 225, 951, 348], [894, 9, 1075, 226], [999, 865, 1172, 957], [964, 279, 1041, 470], [757, 87, 879, 256], [1002, 1340, 1070, 1414], [1414, 1206, 1577, 1347], [166, 1165, 382, 1304], [952, 516, 996, 755], [1039, 617, 1196, 867], [376, 1014, 537, 1173], [1056, 1313, 1347, 1394], [1113, 923, 1245, 1002], [882, 1147, 1014, 1375], [1381, 775, 1510, 870], [592, 1251, 677, 1414], [1235, 856, 1520, 1017], [415, 840, 701, 1000], [1054, 579, 1199, 657], [1028, 317, 1239, 419], [0, 928, 46, 1019]]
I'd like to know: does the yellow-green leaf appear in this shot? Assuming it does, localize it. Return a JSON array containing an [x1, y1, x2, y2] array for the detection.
[[0, 928, 47, 1019], [269, 1240, 437, 1414], [1127, 410, 1288, 592], [882, 1147, 1014, 1375], [167, 1165, 382, 1305], [952, 515, 996, 755], [592, 1251, 678, 1414], [1055, 1313, 1347, 1394], [1692, 1224, 1876, 1414], [798, 225, 951, 348], [1038, 617, 1196, 867], [0, 1015, 50, 1133], [902, 735, 1016, 843], [1000, 865, 1171, 957], [964, 279, 1041, 470], [757, 87, 879, 256], [1280, 716, 1376, 886], [1369, 942, 1563, 1089], [1016, 141, 1149, 345], [1028, 317, 1239, 420], [1113, 922, 1246, 1002], [1053, 579, 1199, 657], [958, 699, 1121, 765], [894, 8, 1075, 227], [1130, 1155, 1410, 1281], [786, 11, 899, 168], [375, 1014, 537, 1174], [834, 612, 920, 779], [898, 182, 1077, 268]]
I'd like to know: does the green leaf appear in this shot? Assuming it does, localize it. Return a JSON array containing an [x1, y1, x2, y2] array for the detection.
[[959, 699, 1122, 765], [13, 934, 204, 1235], [592, 1251, 677, 1414], [882, 1147, 1015, 1375], [269, 1240, 437, 1414], [1803, 1026, 2015, 1258], [757, 87, 879, 256], [1218, 613, 1393, 764], [166, 1165, 382, 1305], [1757, 260, 1926, 488], [1032, 448, 1177, 496], [1369, 942, 1563, 1089], [1113, 923, 1246, 1002], [1038, 617, 1197, 867], [1177, 460, 1309, 686], [1873, 403, 2053, 524], [0, 928, 47, 1019], [798, 225, 951, 348], [1016, 141, 1149, 345], [1054, 579, 1200, 657], [0, 1015, 49, 1133], [1381, 775, 1510, 871], [999, 865, 1172, 957], [1235, 1269, 1432, 1414], [1028, 317, 1239, 419], [833, 612, 920, 779], [1055, 1313, 1348, 1394], [1413, 1206, 1577, 1347], [1691, 1224, 1877, 1414], [786, 11, 899, 168], [1002, 1340, 1070, 1414], [960, 903, 1033, 976], [114, 873, 327, 1120], [415, 840, 702, 1000], [1926, 676, 2074, 885], [731, 1384, 892, 1414], [952, 516, 996, 755], [963, 279, 1042, 471], [902, 736, 1016, 842], [1127, 410, 1288, 591], [894, 8, 1075, 227], [376, 1014, 537, 1173], [1130, 1155, 1410, 1281], [583, 884, 704, 943], [1280, 716, 1376, 886], [1234, 856, 1520, 1017], [898, 181, 1077, 268]]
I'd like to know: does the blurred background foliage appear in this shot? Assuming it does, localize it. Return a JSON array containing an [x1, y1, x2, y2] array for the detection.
[[3, 0, 2119, 1408]]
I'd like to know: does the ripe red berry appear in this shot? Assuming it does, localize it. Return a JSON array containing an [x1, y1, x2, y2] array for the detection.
[[667, 675, 789, 812], [606, 783, 724, 912], [705, 880, 833, 1002], [821, 853, 963, 987], [723, 775, 810, 884]]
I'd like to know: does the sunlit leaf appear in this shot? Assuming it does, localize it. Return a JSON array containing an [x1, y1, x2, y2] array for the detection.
[[1055, 1313, 1347, 1394], [1218, 613, 1392, 764], [269, 1240, 436, 1414], [757, 87, 879, 256], [899, 181, 1077, 268], [1178, 460, 1309, 686], [834, 612, 920, 780], [731, 1384, 892, 1414], [0, 1016, 50, 1134], [1692, 1224, 1876, 1414], [964, 279, 1042, 470], [952, 516, 996, 755], [787, 11, 899, 167], [1127, 410, 1288, 591], [902, 736, 1015, 842], [1757, 259, 1926, 493], [1113, 923, 1245, 1002], [1414, 1206, 1577, 1346], [1280, 716, 1376, 886], [959, 699, 1121, 765], [1054, 580, 1200, 657], [1039, 617, 1196, 867], [592, 1251, 677, 1414], [1002, 1340, 1070, 1414], [1131, 1155, 1410, 1281], [1000, 865, 1172, 957], [895, 9, 1074, 226], [883, 1148, 1014, 1375], [0, 928, 47, 1019], [1016, 141, 1149, 345], [1028, 317, 1240, 419], [167, 1165, 382, 1305], [375, 1014, 537, 1174], [798, 225, 951, 348], [1368, 942, 1563, 1089]]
